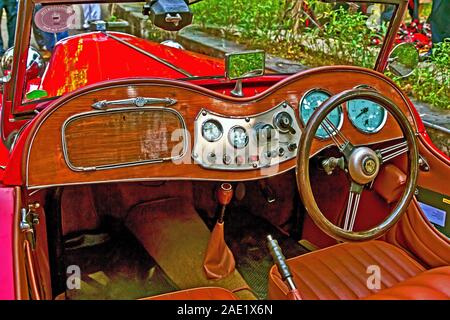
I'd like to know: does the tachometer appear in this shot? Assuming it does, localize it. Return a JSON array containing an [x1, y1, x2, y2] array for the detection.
[[347, 99, 387, 133], [300, 89, 343, 139], [229, 126, 249, 149], [202, 120, 223, 142]]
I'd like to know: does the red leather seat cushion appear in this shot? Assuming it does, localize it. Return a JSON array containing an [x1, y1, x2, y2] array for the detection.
[[268, 241, 426, 300], [144, 287, 238, 300], [365, 266, 450, 300]]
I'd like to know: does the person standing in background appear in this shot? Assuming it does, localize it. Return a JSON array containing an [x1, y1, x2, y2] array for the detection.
[[82, 4, 101, 29], [0, 0, 17, 56], [429, 0, 450, 44]]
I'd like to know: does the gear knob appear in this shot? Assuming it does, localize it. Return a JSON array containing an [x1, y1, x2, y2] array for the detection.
[[217, 183, 233, 206]]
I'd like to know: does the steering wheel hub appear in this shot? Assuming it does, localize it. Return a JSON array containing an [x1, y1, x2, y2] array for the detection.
[[347, 147, 380, 184]]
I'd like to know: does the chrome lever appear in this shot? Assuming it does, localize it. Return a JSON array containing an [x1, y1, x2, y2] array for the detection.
[[92, 97, 177, 110]]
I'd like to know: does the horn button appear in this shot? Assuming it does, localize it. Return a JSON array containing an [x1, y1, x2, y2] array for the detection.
[[347, 147, 380, 185]]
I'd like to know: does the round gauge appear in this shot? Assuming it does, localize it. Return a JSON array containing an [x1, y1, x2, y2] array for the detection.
[[202, 120, 223, 142], [300, 89, 343, 139], [255, 123, 276, 142], [347, 99, 387, 133], [229, 126, 249, 149]]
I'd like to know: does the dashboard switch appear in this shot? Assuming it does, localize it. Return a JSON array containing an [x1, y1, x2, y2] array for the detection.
[[288, 143, 298, 152], [207, 152, 217, 163], [235, 155, 245, 165], [223, 154, 232, 165]]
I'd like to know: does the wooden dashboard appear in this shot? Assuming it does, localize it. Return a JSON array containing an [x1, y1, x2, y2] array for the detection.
[[24, 66, 416, 189]]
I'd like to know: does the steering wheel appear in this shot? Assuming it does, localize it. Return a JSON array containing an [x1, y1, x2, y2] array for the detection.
[[296, 89, 419, 241]]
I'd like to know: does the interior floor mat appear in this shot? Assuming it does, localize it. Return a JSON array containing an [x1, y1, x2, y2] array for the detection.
[[224, 208, 308, 299], [64, 228, 177, 300], [125, 198, 256, 300]]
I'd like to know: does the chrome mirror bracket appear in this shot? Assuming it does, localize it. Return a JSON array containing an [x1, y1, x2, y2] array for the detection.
[[230, 79, 244, 97]]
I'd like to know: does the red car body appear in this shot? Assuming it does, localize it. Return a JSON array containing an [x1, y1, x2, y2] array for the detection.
[[0, 0, 448, 300]]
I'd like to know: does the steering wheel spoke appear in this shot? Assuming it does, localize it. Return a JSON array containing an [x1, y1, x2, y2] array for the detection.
[[377, 140, 408, 164], [320, 116, 354, 158], [342, 182, 364, 232]]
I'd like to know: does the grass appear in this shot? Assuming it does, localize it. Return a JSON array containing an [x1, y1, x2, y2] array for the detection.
[[393, 40, 450, 109]]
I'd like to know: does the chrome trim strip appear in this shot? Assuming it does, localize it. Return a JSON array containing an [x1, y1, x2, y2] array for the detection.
[[92, 96, 177, 110], [60, 107, 188, 172], [104, 31, 193, 77]]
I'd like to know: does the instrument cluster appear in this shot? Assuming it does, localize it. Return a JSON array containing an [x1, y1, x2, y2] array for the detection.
[[299, 86, 387, 137], [192, 102, 301, 171]]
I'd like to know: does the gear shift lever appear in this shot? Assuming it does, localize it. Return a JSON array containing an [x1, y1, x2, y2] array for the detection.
[[217, 183, 233, 222], [267, 235, 301, 300], [203, 183, 236, 279]]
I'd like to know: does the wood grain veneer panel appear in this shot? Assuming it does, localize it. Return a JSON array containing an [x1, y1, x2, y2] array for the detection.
[[63, 109, 185, 170]]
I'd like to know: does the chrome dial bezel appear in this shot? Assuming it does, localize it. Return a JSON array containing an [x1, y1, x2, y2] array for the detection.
[[228, 125, 249, 149], [346, 85, 388, 134], [299, 88, 344, 140], [202, 119, 223, 142]]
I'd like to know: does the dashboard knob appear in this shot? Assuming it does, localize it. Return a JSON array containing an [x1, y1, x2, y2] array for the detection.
[[275, 112, 296, 135], [223, 154, 232, 165], [288, 143, 297, 152], [207, 152, 217, 163]]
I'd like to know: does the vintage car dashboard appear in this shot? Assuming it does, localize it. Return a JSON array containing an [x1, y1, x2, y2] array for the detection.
[[23, 67, 415, 189]]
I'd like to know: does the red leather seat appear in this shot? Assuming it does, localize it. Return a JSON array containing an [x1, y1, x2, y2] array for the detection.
[[144, 287, 238, 300], [364, 267, 450, 300], [268, 240, 450, 300]]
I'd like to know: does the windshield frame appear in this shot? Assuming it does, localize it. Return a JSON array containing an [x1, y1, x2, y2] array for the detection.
[[1, 0, 409, 144]]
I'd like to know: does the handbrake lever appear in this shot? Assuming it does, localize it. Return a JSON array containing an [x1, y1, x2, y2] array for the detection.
[[267, 235, 301, 300]]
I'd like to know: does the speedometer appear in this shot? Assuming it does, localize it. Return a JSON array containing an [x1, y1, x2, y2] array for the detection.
[[347, 99, 387, 133], [300, 89, 343, 139]]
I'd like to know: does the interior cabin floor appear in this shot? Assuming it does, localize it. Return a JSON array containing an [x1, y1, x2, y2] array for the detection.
[[62, 207, 307, 300], [220, 208, 308, 299], [63, 228, 177, 300]]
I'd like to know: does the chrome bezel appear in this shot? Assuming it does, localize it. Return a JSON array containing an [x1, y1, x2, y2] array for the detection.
[[228, 125, 249, 149], [201, 119, 223, 142], [347, 85, 388, 134], [299, 88, 344, 140], [272, 111, 293, 134], [61, 107, 188, 172]]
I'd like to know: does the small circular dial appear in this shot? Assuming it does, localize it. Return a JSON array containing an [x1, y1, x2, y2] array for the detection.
[[347, 99, 387, 133], [255, 123, 276, 142], [202, 120, 223, 142], [229, 126, 249, 149], [300, 90, 343, 139]]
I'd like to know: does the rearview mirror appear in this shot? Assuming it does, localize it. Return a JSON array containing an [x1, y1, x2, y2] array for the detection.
[[225, 50, 265, 80], [387, 43, 419, 78], [225, 50, 265, 97]]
